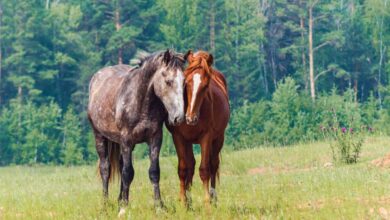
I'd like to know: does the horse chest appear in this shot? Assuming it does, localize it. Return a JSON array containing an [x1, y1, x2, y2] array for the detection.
[[175, 124, 209, 143]]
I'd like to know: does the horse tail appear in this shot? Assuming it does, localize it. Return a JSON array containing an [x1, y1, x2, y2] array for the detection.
[[108, 141, 121, 182]]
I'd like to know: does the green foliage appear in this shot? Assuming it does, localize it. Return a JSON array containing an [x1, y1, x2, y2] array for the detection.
[[1, 0, 390, 165], [0, 100, 94, 165], [264, 78, 302, 145], [320, 109, 365, 164], [227, 78, 387, 149], [0, 100, 61, 164], [61, 106, 84, 165], [327, 128, 364, 164], [227, 100, 270, 149]]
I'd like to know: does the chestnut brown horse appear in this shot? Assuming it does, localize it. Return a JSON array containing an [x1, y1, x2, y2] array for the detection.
[[166, 50, 230, 206]]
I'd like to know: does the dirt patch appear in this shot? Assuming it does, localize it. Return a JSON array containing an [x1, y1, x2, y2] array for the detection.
[[358, 196, 390, 206], [371, 153, 390, 168], [247, 167, 268, 175], [297, 198, 345, 211], [379, 207, 389, 219], [297, 200, 325, 210]]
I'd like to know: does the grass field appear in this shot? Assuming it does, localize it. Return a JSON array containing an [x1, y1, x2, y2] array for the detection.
[[0, 137, 389, 219]]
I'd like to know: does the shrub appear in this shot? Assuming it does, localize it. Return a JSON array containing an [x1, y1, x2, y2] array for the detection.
[[321, 110, 365, 164]]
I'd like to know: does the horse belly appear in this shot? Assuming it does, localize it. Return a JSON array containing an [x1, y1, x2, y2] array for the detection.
[[89, 106, 121, 142]]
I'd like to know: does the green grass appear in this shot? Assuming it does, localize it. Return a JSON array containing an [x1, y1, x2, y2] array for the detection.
[[1, 137, 389, 219]]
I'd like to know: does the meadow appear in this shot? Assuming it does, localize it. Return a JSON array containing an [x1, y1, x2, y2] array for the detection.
[[0, 137, 389, 220]]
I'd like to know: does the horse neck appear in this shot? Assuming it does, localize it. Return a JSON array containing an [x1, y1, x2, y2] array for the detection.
[[139, 73, 160, 112], [122, 67, 161, 114], [210, 70, 228, 100]]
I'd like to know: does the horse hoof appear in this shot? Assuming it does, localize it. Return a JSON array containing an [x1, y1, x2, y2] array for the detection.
[[118, 208, 126, 218], [154, 200, 166, 212], [154, 199, 163, 208], [209, 188, 218, 205], [155, 205, 166, 214]]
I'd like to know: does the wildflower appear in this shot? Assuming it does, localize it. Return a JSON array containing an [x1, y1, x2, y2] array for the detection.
[[341, 127, 347, 133], [349, 128, 353, 133]]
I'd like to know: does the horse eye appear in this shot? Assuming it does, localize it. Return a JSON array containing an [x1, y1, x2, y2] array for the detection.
[[166, 80, 173, 86]]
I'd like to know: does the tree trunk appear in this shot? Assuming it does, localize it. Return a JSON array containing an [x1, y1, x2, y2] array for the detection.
[[17, 86, 22, 128], [271, 50, 277, 89], [308, 5, 315, 101], [261, 43, 269, 96], [377, 0, 388, 108], [235, 0, 239, 70], [115, 7, 123, 64], [300, 0, 307, 93], [354, 79, 358, 103], [301, 17, 307, 92], [209, 0, 215, 56]]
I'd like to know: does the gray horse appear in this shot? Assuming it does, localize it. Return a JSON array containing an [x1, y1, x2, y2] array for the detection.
[[88, 50, 185, 215]]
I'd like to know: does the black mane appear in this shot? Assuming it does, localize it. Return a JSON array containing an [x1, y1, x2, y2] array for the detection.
[[132, 50, 185, 75]]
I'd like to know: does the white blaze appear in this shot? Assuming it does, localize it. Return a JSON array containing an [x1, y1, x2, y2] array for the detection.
[[190, 73, 201, 113]]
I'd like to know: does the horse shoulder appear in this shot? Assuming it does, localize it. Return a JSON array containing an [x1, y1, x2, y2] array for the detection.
[[114, 77, 142, 130]]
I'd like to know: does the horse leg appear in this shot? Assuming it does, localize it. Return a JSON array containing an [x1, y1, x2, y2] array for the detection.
[[147, 129, 163, 208], [173, 134, 192, 207], [118, 140, 135, 217], [185, 144, 195, 206], [199, 136, 212, 205], [94, 131, 110, 200], [210, 135, 224, 204], [117, 143, 124, 202]]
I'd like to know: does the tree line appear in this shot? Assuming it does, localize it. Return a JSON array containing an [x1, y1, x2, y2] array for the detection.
[[0, 0, 389, 165]]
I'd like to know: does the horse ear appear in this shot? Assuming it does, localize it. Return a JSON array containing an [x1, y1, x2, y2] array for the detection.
[[184, 50, 194, 63], [163, 49, 171, 65], [207, 53, 214, 66]]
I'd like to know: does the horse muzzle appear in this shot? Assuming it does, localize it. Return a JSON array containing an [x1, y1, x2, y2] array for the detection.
[[170, 114, 184, 126], [186, 115, 199, 125]]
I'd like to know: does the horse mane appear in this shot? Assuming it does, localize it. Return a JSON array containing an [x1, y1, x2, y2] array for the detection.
[[184, 51, 213, 77], [130, 50, 150, 67], [131, 50, 185, 73]]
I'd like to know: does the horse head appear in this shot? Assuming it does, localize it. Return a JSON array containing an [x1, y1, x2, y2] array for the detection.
[[183, 50, 214, 125], [150, 49, 186, 125]]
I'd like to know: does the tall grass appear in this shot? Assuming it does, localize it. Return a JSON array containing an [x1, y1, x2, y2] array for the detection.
[[0, 137, 389, 219]]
